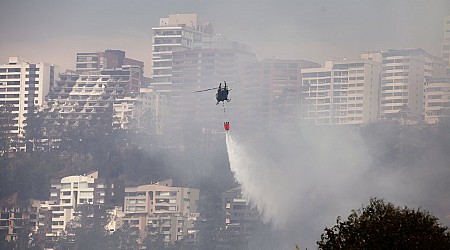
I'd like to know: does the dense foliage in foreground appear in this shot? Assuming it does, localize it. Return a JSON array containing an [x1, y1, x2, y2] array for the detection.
[[318, 198, 450, 249]]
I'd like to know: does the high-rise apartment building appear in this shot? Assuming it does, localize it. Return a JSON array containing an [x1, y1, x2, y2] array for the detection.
[[0, 57, 57, 141], [301, 57, 381, 125], [121, 179, 199, 244], [152, 14, 213, 93], [151, 14, 213, 134], [379, 49, 447, 120], [424, 78, 450, 124]]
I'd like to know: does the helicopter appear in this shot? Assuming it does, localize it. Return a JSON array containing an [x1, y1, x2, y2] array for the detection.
[[194, 81, 231, 105], [194, 81, 231, 131]]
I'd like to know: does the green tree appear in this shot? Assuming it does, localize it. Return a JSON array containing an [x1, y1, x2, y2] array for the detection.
[[107, 223, 140, 250], [0, 236, 15, 250], [0, 201, 42, 250], [0, 104, 16, 154], [317, 198, 450, 249], [23, 106, 46, 152], [142, 222, 165, 250], [57, 204, 110, 250]]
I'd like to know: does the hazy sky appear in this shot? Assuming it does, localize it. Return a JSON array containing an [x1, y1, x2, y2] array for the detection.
[[1, 0, 449, 76]]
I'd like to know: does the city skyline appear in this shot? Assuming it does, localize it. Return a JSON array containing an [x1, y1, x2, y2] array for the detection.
[[1, 0, 449, 76], [1, 2, 450, 248]]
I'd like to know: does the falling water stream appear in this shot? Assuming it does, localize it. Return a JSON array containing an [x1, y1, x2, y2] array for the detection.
[[224, 127, 450, 249]]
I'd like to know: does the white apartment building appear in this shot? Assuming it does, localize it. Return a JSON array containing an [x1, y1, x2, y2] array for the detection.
[[379, 49, 447, 120], [45, 171, 125, 239], [301, 57, 380, 125], [122, 179, 199, 244], [424, 78, 450, 124], [47, 172, 101, 237], [152, 14, 213, 93], [0, 56, 57, 137]]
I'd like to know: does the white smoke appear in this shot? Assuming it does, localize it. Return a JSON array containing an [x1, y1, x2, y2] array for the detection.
[[225, 125, 450, 249]]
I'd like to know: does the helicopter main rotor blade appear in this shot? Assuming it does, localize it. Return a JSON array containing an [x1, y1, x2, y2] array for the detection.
[[194, 87, 218, 93]]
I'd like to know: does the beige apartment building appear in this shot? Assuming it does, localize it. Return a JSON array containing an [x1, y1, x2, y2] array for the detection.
[[379, 49, 447, 121], [121, 179, 199, 244], [301, 57, 381, 125]]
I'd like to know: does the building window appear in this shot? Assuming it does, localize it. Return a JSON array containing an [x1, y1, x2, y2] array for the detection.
[[155, 206, 168, 211]]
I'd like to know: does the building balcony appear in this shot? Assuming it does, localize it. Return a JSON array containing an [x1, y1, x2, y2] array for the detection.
[[152, 74, 172, 79], [153, 34, 182, 38], [152, 43, 182, 47], [153, 66, 172, 70], [152, 58, 172, 62]]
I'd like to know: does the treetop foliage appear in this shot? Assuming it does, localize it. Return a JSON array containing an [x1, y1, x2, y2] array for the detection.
[[317, 197, 450, 249]]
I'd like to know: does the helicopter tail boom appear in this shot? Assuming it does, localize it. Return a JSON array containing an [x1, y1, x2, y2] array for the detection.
[[194, 87, 218, 93]]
